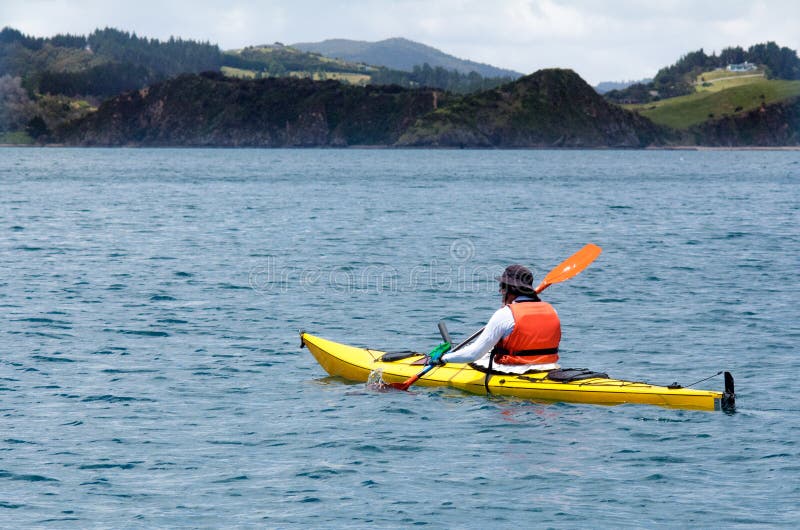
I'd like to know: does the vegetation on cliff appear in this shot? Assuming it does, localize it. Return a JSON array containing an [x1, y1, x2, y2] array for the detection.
[[57, 72, 440, 146], [397, 69, 668, 147], [689, 96, 800, 146]]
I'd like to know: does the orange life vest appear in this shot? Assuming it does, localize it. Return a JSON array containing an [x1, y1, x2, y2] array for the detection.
[[494, 301, 561, 365]]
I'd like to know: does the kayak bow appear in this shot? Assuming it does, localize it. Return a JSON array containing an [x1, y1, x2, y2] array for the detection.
[[300, 332, 735, 412]]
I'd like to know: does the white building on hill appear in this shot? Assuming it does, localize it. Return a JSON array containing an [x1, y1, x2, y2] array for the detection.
[[727, 62, 758, 72]]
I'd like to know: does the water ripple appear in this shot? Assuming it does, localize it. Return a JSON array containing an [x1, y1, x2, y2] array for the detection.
[[0, 148, 798, 527]]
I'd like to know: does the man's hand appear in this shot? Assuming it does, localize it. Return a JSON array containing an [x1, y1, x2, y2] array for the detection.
[[426, 342, 450, 366]]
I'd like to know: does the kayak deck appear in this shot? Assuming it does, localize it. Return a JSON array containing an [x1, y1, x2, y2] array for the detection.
[[301, 332, 735, 412]]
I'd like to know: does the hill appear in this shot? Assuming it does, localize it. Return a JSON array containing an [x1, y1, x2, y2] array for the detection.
[[1, 26, 222, 141], [219, 43, 513, 93], [292, 37, 522, 78], [56, 69, 671, 148], [6, 26, 800, 148], [1, 27, 222, 97], [222, 44, 376, 82], [605, 42, 800, 105], [1, 26, 516, 143], [397, 69, 668, 148], [56, 72, 440, 146], [624, 74, 800, 129], [601, 42, 800, 145]]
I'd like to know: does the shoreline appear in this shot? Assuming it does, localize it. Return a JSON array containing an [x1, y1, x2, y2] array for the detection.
[[3, 143, 800, 151]]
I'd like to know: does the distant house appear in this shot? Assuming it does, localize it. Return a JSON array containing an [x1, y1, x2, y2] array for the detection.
[[727, 62, 757, 72]]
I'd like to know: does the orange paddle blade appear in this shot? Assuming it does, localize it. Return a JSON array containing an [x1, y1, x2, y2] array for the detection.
[[535, 243, 602, 293]]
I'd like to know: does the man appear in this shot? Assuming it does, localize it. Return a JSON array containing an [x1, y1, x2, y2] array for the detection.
[[440, 264, 561, 374]]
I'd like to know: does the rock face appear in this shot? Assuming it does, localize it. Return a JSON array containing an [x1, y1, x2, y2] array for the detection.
[[396, 69, 668, 148], [691, 97, 800, 146], [58, 72, 438, 147], [58, 69, 676, 148], [49, 69, 800, 148]]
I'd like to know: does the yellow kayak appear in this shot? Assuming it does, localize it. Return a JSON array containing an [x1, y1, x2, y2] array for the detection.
[[300, 332, 735, 411]]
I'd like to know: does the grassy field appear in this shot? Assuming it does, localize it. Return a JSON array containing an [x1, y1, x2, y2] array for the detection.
[[695, 69, 765, 93], [222, 66, 371, 84], [625, 78, 800, 129], [221, 66, 259, 78], [698, 68, 763, 81], [288, 71, 371, 84]]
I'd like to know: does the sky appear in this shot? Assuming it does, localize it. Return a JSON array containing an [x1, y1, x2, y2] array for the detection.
[[2, 0, 799, 84]]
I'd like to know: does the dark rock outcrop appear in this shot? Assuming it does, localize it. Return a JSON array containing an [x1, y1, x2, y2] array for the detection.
[[396, 69, 670, 147], [58, 72, 438, 146], [58, 69, 676, 148], [691, 97, 800, 146]]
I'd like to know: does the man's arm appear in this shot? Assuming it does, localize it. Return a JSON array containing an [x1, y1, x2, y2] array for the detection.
[[441, 306, 514, 364]]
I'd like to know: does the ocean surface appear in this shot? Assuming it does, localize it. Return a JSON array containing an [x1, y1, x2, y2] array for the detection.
[[1, 148, 798, 527]]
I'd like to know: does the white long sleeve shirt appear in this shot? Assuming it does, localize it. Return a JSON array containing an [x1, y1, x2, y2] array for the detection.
[[441, 305, 515, 364], [441, 297, 561, 373], [442, 296, 532, 363]]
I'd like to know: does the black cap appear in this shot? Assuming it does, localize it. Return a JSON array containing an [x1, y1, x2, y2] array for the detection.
[[496, 264, 534, 290]]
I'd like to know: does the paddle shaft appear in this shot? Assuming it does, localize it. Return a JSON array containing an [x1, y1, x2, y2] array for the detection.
[[452, 327, 485, 352], [390, 363, 436, 391]]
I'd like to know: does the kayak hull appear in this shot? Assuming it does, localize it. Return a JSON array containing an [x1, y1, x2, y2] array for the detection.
[[301, 333, 734, 412]]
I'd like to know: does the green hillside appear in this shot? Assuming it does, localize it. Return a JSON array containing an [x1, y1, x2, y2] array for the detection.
[[222, 44, 376, 84], [223, 44, 374, 76], [221, 44, 515, 93], [625, 76, 800, 129]]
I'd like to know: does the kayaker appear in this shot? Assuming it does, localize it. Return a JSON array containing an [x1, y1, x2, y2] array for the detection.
[[440, 264, 561, 374]]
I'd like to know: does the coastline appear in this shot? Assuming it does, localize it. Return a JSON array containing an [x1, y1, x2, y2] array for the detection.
[[3, 143, 800, 150]]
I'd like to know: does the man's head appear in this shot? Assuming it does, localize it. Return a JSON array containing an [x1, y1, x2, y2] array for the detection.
[[497, 264, 539, 302]]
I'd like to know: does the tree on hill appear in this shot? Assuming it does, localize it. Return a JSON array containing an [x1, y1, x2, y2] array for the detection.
[[370, 62, 514, 94], [748, 42, 800, 79], [2, 26, 224, 96], [0, 75, 35, 131], [87, 28, 222, 76], [719, 46, 746, 66], [0, 27, 44, 50]]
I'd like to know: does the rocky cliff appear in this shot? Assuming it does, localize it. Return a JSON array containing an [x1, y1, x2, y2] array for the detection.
[[691, 97, 800, 146], [396, 69, 669, 148], [58, 69, 680, 148], [58, 72, 438, 146]]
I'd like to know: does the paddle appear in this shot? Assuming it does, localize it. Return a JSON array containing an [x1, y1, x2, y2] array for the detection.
[[388, 325, 450, 391], [449, 243, 603, 352], [387, 357, 438, 391], [534, 243, 602, 294], [389, 243, 602, 391]]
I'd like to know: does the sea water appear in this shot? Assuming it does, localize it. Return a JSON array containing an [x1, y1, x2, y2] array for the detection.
[[1, 148, 798, 527]]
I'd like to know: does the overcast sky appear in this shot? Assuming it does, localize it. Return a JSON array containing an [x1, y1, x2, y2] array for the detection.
[[2, 0, 799, 84]]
